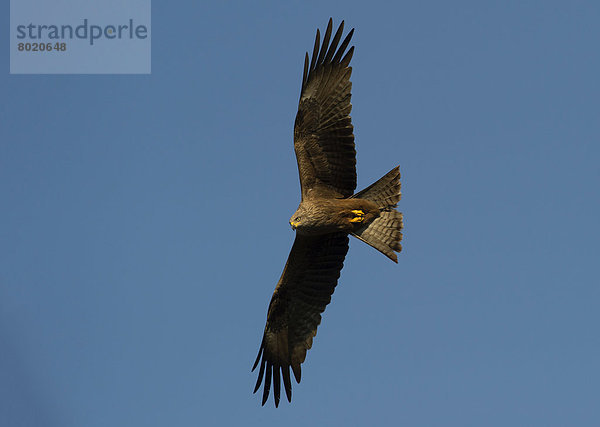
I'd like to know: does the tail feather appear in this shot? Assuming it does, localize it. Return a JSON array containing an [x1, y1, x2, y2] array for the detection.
[[351, 166, 403, 262], [352, 166, 401, 208]]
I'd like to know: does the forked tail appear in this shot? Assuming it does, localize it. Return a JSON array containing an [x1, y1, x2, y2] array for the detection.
[[351, 166, 403, 262]]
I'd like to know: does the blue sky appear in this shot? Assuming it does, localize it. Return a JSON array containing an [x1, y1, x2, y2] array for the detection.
[[2, 1, 599, 426]]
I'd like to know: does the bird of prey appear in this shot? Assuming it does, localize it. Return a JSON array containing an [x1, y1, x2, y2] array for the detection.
[[252, 19, 403, 407]]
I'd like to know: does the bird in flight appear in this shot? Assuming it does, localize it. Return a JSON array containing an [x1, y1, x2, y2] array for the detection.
[[252, 18, 403, 407]]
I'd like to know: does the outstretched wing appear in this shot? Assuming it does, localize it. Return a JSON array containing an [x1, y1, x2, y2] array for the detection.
[[252, 232, 349, 407], [294, 19, 357, 200]]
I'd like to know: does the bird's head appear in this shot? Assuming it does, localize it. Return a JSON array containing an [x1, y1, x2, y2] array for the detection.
[[289, 205, 306, 230], [289, 214, 301, 230]]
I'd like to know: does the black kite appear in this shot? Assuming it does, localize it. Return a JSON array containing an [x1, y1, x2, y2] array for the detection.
[[252, 19, 403, 407]]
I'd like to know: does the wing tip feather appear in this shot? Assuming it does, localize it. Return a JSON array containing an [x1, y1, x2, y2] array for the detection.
[[261, 361, 272, 405], [303, 19, 355, 92]]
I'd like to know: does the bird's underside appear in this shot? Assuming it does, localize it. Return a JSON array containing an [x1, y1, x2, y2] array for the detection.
[[253, 18, 403, 407], [289, 197, 380, 236]]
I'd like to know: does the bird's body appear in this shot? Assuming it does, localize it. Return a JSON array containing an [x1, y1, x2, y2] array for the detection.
[[290, 198, 380, 235], [253, 19, 403, 407]]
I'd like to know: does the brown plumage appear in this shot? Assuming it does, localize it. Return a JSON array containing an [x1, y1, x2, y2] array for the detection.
[[253, 18, 403, 407]]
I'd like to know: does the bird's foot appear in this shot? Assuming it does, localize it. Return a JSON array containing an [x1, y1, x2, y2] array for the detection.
[[349, 210, 365, 223]]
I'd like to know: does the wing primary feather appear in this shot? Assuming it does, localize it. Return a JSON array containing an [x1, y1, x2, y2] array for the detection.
[[292, 363, 301, 383], [253, 356, 266, 394], [273, 364, 281, 407], [309, 29, 320, 72], [333, 28, 354, 64], [316, 18, 333, 66], [323, 20, 344, 64], [301, 52, 309, 93], [282, 365, 292, 402], [251, 338, 264, 371], [262, 361, 272, 406], [340, 45, 355, 68]]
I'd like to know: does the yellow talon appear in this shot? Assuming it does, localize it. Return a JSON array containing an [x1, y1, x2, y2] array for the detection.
[[349, 210, 365, 223]]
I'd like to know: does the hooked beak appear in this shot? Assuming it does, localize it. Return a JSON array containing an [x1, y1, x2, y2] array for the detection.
[[290, 220, 299, 230]]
